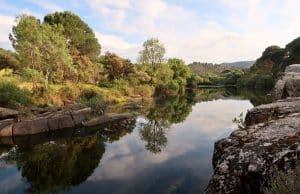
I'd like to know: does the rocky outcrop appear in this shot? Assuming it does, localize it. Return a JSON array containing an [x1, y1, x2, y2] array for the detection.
[[205, 98, 300, 194], [206, 64, 300, 193], [273, 64, 300, 100], [0, 106, 134, 137]]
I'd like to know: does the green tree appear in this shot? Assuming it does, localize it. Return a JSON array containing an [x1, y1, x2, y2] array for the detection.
[[44, 11, 101, 83], [9, 15, 74, 84], [102, 52, 135, 80], [139, 38, 165, 67], [167, 58, 192, 92]]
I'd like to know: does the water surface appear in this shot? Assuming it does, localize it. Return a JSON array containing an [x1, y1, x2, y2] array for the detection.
[[0, 88, 270, 194]]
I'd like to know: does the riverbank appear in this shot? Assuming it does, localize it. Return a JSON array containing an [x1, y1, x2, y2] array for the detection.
[[205, 64, 300, 193]]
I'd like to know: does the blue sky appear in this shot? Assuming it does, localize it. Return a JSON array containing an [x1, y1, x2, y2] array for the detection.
[[0, 0, 299, 63]]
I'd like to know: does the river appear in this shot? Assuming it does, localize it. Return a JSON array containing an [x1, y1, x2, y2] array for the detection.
[[0, 88, 271, 194]]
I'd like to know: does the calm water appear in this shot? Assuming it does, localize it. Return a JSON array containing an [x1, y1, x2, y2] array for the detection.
[[0, 88, 270, 194]]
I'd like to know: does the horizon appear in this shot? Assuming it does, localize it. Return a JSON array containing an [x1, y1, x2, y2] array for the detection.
[[0, 0, 299, 63]]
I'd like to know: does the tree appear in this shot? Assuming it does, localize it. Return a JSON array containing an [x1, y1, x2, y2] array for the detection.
[[102, 52, 135, 80], [167, 58, 192, 92], [138, 38, 165, 66], [10, 15, 74, 84], [44, 11, 101, 83]]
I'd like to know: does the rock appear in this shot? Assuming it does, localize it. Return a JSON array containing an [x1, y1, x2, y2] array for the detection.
[[48, 113, 75, 131], [13, 117, 49, 136], [71, 107, 92, 126], [285, 64, 300, 73], [0, 124, 13, 137], [82, 113, 133, 127], [205, 98, 300, 194], [0, 107, 19, 119], [245, 97, 300, 126], [273, 64, 300, 100]]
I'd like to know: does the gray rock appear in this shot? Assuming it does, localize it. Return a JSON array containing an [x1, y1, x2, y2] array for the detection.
[[273, 64, 300, 100], [206, 97, 300, 194], [13, 117, 49, 136], [245, 97, 300, 126], [71, 107, 92, 126], [48, 113, 75, 131], [285, 64, 300, 73], [0, 107, 19, 119]]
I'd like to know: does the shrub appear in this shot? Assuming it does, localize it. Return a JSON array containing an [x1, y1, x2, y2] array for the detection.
[[58, 84, 79, 102], [79, 88, 105, 114], [0, 80, 32, 108]]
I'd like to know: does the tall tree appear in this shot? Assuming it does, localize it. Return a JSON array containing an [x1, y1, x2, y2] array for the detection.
[[138, 38, 165, 66], [10, 15, 74, 84], [44, 12, 101, 83]]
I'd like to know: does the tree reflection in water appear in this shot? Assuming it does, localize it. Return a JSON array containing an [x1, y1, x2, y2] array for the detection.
[[0, 119, 136, 193], [140, 91, 195, 153]]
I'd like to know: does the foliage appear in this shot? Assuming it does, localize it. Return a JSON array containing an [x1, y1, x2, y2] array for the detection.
[[44, 11, 101, 83], [79, 88, 105, 113], [10, 14, 74, 84], [139, 38, 165, 66], [237, 73, 274, 90], [0, 48, 19, 69], [0, 79, 32, 107], [264, 166, 300, 194], [101, 52, 135, 80]]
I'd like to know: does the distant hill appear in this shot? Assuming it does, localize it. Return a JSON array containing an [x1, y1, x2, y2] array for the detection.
[[220, 60, 255, 69]]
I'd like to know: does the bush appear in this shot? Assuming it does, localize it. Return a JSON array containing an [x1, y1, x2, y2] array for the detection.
[[0, 80, 32, 108], [79, 88, 105, 114], [58, 84, 79, 102]]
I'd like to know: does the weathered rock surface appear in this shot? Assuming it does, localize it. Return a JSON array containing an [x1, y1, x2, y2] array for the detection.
[[13, 117, 49, 136], [206, 64, 300, 193], [0, 105, 133, 137], [0, 107, 19, 119], [273, 64, 300, 99], [245, 97, 300, 126], [205, 103, 300, 193]]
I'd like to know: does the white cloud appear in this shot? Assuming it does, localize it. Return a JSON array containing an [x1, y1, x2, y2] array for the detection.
[[0, 15, 14, 50], [96, 32, 140, 60], [86, 0, 300, 63]]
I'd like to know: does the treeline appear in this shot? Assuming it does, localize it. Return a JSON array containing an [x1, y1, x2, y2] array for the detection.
[[0, 11, 194, 108], [189, 36, 300, 90]]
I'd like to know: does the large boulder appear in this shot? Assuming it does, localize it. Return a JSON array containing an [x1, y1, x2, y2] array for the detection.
[[0, 107, 19, 119], [273, 64, 300, 100], [245, 97, 300, 126], [206, 98, 300, 194]]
